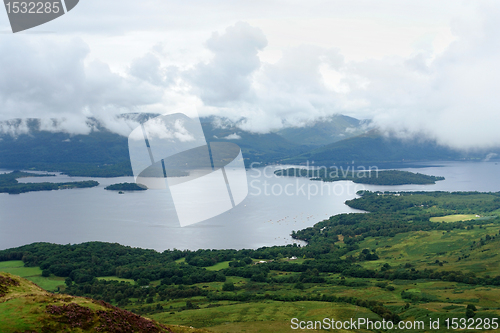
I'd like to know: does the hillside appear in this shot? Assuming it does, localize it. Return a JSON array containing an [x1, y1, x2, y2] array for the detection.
[[0, 272, 208, 333], [283, 131, 488, 166], [0, 116, 311, 175], [2, 116, 499, 177], [276, 114, 366, 146], [200, 117, 312, 166]]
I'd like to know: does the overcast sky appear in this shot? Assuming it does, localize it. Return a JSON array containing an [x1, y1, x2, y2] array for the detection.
[[0, 0, 499, 150]]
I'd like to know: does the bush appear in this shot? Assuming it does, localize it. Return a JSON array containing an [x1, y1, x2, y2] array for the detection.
[[137, 278, 150, 286], [467, 304, 477, 311], [294, 282, 304, 290], [222, 281, 235, 291]]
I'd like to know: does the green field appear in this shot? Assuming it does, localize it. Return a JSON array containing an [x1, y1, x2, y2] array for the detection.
[[204, 261, 230, 271], [151, 300, 377, 332], [96, 276, 135, 284], [0, 260, 64, 291], [0, 272, 193, 333], [352, 223, 500, 277], [430, 214, 479, 222]]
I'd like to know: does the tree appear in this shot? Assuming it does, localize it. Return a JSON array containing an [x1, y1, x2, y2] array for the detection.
[[222, 281, 235, 291], [294, 282, 304, 290], [466, 308, 475, 319], [137, 278, 150, 286], [115, 292, 124, 302], [466, 304, 477, 311]]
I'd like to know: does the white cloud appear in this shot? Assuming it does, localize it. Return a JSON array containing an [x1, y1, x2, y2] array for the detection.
[[341, 1, 500, 150], [223, 133, 241, 140], [0, 0, 499, 152], [185, 22, 267, 106], [0, 36, 163, 135]]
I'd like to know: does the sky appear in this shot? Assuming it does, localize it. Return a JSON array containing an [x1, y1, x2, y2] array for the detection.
[[0, 0, 499, 150]]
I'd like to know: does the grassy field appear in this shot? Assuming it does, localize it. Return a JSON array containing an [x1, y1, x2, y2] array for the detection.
[[97, 276, 136, 284], [0, 260, 65, 291], [430, 214, 479, 222], [350, 223, 500, 277], [205, 261, 230, 271], [0, 272, 204, 333], [151, 300, 377, 332]]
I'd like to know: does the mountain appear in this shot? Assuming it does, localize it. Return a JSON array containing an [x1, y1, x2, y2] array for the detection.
[[0, 121, 131, 176], [0, 272, 206, 333], [0, 116, 311, 175], [276, 114, 367, 146], [283, 131, 499, 167], [2, 115, 496, 176], [200, 117, 312, 166]]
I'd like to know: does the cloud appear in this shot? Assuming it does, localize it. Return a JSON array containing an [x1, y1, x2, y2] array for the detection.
[[185, 22, 267, 106], [0, 36, 163, 135], [183, 22, 346, 133], [342, 2, 500, 150], [223, 133, 241, 140], [129, 53, 178, 86], [1, 2, 500, 152]]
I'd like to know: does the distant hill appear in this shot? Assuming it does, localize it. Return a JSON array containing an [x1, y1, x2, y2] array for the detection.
[[200, 117, 312, 166], [2, 115, 497, 176], [0, 116, 311, 175], [283, 131, 499, 167], [0, 272, 206, 333], [276, 114, 367, 146]]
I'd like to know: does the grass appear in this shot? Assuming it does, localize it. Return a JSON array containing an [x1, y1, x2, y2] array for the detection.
[[150, 300, 378, 332], [354, 223, 500, 277], [0, 260, 42, 277], [0, 272, 100, 332], [97, 276, 135, 284], [0, 272, 203, 333], [205, 261, 230, 271], [0, 260, 64, 291], [430, 214, 479, 222], [26, 276, 66, 291], [0, 260, 24, 268]]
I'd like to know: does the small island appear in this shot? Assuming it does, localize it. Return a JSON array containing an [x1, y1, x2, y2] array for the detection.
[[274, 168, 445, 185], [0, 171, 99, 194], [105, 182, 147, 191]]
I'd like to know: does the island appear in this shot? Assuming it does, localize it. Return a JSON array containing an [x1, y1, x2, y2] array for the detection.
[[104, 182, 147, 191], [274, 168, 445, 185], [0, 171, 99, 194]]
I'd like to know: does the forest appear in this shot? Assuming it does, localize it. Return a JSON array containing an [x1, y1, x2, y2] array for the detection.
[[275, 168, 445, 185], [104, 182, 147, 191], [0, 171, 99, 194]]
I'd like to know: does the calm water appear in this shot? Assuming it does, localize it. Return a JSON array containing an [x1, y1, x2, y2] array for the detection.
[[1, 161, 499, 252]]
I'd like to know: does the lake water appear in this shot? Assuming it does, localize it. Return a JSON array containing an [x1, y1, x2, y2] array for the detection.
[[1, 161, 500, 252]]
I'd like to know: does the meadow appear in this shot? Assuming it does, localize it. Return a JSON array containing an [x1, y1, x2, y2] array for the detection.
[[0, 260, 65, 291]]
